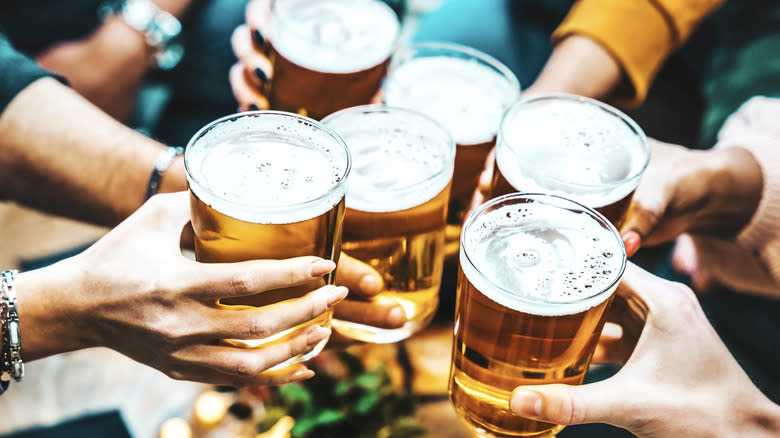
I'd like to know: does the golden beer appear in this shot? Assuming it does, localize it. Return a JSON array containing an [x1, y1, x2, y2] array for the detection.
[[490, 94, 650, 230], [322, 105, 455, 343], [264, 0, 400, 120], [383, 42, 520, 225], [185, 111, 351, 367], [450, 193, 626, 437]]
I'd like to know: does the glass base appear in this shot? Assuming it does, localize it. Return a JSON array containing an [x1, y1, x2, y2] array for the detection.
[[467, 418, 564, 438], [332, 317, 429, 344]]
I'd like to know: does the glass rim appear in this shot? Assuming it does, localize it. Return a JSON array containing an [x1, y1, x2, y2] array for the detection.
[[498, 93, 650, 190], [321, 104, 456, 199], [460, 192, 627, 309], [271, 0, 401, 54], [184, 110, 352, 215], [388, 40, 521, 94]]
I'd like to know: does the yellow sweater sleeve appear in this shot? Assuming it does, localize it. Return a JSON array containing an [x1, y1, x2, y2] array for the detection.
[[552, 0, 725, 107]]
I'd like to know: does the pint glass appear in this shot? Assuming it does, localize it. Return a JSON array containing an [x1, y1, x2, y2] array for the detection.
[[449, 193, 626, 437], [490, 94, 650, 230], [263, 0, 400, 120], [322, 105, 455, 343], [185, 111, 351, 367], [383, 42, 520, 225]]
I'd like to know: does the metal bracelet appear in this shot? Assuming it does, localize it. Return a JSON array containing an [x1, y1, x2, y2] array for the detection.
[[1, 270, 23, 382], [146, 146, 184, 200]]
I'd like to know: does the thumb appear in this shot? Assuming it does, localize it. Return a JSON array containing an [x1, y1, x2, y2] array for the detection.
[[621, 193, 666, 245], [510, 380, 628, 427]]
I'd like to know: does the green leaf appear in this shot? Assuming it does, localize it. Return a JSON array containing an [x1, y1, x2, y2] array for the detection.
[[291, 409, 345, 437], [354, 391, 380, 415]]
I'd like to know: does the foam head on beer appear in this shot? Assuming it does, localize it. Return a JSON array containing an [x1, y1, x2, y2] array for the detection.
[[271, 0, 399, 74], [324, 106, 454, 212], [185, 112, 349, 224], [383, 45, 520, 145], [461, 194, 625, 315], [497, 95, 649, 209]]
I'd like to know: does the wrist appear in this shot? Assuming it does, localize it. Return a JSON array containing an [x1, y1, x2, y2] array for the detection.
[[158, 156, 187, 194], [15, 263, 94, 362]]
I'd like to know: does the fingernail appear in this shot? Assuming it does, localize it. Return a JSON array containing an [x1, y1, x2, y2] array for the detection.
[[388, 306, 406, 327], [510, 390, 542, 417], [248, 103, 260, 111], [254, 67, 268, 83], [326, 286, 348, 306], [291, 368, 314, 382], [622, 231, 641, 258], [359, 274, 382, 295], [307, 325, 331, 344], [252, 29, 265, 47], [310, 259, 336, 277]]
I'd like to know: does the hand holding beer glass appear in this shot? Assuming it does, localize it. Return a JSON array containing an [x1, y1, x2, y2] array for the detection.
[[450, 193, 626, 437], [185, 111, 350, 368], [231, 0, 400, 119], [490, 94, 650, 231], [322, 105, 455, 343]]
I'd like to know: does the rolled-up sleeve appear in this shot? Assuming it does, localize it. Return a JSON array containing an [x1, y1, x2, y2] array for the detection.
[[552, 0, 725, 108], [0, 29, 62, 116]]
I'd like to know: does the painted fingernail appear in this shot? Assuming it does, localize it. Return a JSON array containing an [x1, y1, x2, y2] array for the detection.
[[510, 390, 542, 417], [359, 274, 382, 295], [326, 286, 349, 306], [310, 259, 336, 277], [307, 325, 331, 344], [248, 103, 260, 111], [252, 29, 265, 47], [254, 67, 268, 82], [622, 231, 641, 258]]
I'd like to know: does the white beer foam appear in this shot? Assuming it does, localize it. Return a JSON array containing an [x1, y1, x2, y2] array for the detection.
[[187, 115, 347, 224], [461, 202, 624, 316], [271, 0, 399, 74], [383, 56, 519, 145], [324, 109, 454, 212], [497, 99, 647, 208]]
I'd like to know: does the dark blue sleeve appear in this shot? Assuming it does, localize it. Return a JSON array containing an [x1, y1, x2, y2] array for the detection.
[[0, 28, 65, 116]]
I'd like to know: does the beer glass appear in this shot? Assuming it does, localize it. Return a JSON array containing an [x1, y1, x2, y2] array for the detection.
[[491, 94, 650, 230], [450, 193, 626, 437], [383, 42, 520, 225], [322, 105, 455, 343], [263, 0, 400, 120], [184, 111, 351, 368]]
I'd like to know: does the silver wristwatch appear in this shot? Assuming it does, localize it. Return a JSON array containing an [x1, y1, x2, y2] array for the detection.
[[99, 0, 184, 70]]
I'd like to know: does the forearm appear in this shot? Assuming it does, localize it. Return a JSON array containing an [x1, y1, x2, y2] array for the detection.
[[0, 78, 186, 226], [526, 35, 623, 99], [14, 262, 90, 361]]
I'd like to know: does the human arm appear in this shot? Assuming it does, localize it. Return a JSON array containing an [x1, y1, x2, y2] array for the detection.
[[9, 192, 347, 386], [35, 0, 193, 121], [622, 97, 780, 295], [527, 0, 725, 106], [0, 77, 186, 226], [508, 263, 780, 437]]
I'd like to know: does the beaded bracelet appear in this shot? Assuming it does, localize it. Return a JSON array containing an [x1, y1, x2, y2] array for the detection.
[[1, 270, 23, 383]]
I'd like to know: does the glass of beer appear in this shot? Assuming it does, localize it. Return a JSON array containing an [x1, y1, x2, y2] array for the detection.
[[450, 193, 626, 437], [382, 42, 520, 226], [490, 94, 650, 230], [184, 111, 351, 368], [262, 0, 400, 120], [321, 105, 455, 343]]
